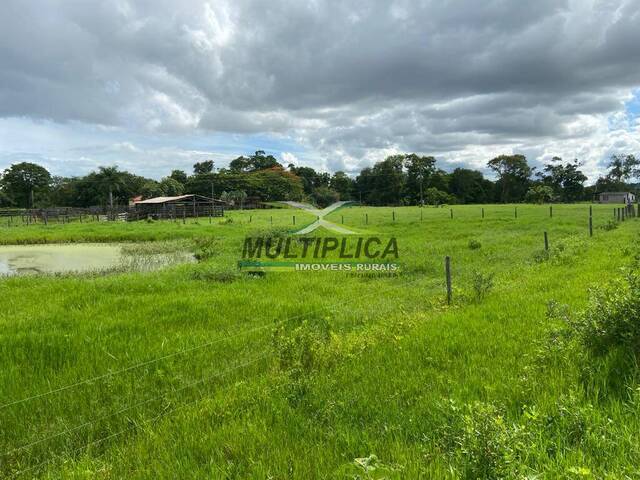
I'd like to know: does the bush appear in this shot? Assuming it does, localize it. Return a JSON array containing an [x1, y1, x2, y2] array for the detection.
[[272, 317, 332, 405], [532, 236, 586, 265], [190, 266, 240, 283], [468, 239, 482, 250], [192, 237, 220, 260], [546, 272, 640, 392], [439, 401, 527, 479], [599, 219, 618, 231], [471, 270, 495, 302]]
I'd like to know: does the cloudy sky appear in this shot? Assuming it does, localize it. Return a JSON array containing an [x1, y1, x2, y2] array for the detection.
[[1, 0, 639, 181]]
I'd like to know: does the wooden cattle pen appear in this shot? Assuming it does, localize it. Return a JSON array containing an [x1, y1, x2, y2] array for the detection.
[[0, 195, 226, 225], [132, 195, 225, 220]]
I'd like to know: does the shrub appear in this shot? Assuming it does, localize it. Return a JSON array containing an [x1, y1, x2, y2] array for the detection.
[[272, 317, 332, 374], [471, 270, 495, 301], [532, 236, 586, 265], [190, 266, 240, 283], [272, 316, 332, 405], [599, 219, 618, 231], [546, 272, 640, 392], [439, 401, 527, 479], [192, 237, 220, 260], [468, 239, 482, 250]]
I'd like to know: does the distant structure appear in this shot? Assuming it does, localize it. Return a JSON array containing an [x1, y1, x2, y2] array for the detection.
[[598, 192, 636, 204], [133, 194, 225, 219]]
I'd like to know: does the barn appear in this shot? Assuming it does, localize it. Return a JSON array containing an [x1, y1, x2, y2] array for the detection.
[[133, 194, 225, 219], [598, 192, 636, 204]]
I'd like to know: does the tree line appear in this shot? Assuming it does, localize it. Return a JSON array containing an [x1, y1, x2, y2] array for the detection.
[[1, 150, 638, 209]]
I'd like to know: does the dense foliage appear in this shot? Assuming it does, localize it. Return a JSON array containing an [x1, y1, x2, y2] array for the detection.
[[1, 151, 636, 208]]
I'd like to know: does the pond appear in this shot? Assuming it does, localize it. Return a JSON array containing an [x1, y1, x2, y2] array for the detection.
[[0, 243, 193, 276]]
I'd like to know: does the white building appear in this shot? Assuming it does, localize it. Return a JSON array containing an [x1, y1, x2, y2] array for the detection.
[[598, 192, 636, 204]]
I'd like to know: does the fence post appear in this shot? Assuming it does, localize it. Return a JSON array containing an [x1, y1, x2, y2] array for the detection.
[[515, 207, 517, 219], [392, 211, 395, 222], [549, 206, 553, 218], [481, 207, 484, 219], [450, 209, 453, 219], [182, 209, 186, 224], [589, 216, 593, 237], [341, 215, 344, 224], [365, 213, 368, 225], [445, 256, 452, 306], [420, 209, 423, 221], [270, 215, 273, 225], [293, 215, 296, 226], [544, 231, 549, 251]]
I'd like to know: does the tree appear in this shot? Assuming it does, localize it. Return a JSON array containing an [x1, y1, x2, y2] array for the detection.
[[449, 168, 493, 204], [487, 154, 532, 203], [404, 154, 437, 205], [0, 162, 52, 208], [312, 186, 340, 207], [170, 170, 188, 185], [357, 155, 406, 205], [229, 151, 281, 173], [288, 165, 329, 195], [193, 160, 214, 175], [140, 180, 164, 199], [330, 171, 354, 200], [231, 190, 248, 209], [159, 177, 184, 196], [95, 166, 127, 209], [538, 157, 587, 202], [423, 187, 455, 205], [525, 185, 555, 204], [606, 154, 639, 185]]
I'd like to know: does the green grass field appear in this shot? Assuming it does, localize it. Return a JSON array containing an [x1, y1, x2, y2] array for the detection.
[[1, 203, 639, 478]]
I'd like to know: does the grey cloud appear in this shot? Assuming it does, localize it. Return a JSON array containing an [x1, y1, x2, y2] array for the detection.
[[1, 0, 639, 177]]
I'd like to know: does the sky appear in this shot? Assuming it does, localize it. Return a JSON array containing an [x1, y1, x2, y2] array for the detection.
[[1, 0, 639, 181]]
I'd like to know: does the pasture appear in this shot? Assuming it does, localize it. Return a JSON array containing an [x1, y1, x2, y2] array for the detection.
[[0, 203, 639, 478]]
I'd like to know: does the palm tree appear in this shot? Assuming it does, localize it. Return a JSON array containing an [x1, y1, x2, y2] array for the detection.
[[96, 166, 126, 211]]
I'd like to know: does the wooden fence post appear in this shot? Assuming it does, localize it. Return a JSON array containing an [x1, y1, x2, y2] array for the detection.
[[544, 231, 549, 251], [515, 207, 517, 219], [549, 206, 553, 218], [589, 216, 593, 237], [249, 215, 252, 223], [293, 215, 296, 225], [481, 207, 484, 219], [450, 209, 453, 219], [365, 213, 368, 225], [270, 215, 273, 225], [392, 211, 395, 222], [341, 215, 344, 224], [445, 256, 452, 306]]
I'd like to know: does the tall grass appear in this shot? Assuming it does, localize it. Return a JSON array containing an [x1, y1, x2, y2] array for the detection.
[[0, 204, 638, 478]]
